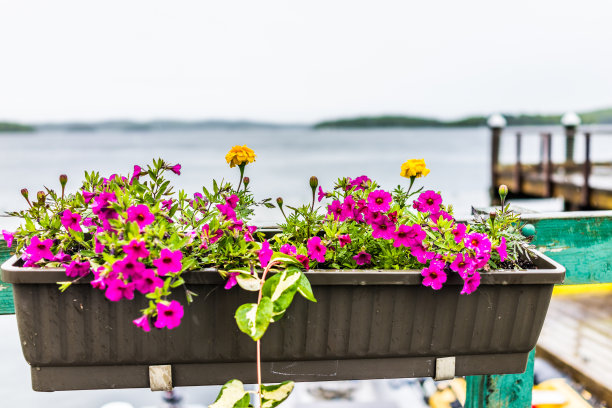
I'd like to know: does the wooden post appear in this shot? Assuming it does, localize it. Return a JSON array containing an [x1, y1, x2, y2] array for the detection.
[[513, 132, 522, 192], [565, 125, 577, 164], [582, 132, 591, 208], [542, 132, 553, 197], [490, 127, 503, 203]]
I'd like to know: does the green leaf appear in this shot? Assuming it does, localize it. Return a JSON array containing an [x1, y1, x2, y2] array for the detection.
[[296, 273, 316, 303], [262, 268, 300, 319], [261, 381, 295, 408], [235, 297, 274, 341], [57, 281, 72, 292], [236, 273, 261, 292], [208, 379, 251, 408]]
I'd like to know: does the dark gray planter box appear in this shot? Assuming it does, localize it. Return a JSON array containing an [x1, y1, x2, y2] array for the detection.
[[1, 249, 565, 391]]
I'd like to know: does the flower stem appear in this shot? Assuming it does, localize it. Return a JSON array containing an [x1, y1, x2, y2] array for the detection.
[[237, 164, 246, 192]]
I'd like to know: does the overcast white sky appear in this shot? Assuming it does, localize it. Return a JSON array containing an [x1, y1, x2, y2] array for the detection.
[[1, 0, 611, 124]]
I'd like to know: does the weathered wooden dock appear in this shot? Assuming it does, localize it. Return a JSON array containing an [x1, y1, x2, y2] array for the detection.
[[491, 129, 612, 210]]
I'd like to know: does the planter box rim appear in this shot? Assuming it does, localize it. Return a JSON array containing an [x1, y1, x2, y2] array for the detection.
[[1, 248, 565, 286]]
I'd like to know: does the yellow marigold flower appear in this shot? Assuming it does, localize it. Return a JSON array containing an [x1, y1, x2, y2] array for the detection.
[[400, 159, 430, 178], [225, 145, 256, 168]]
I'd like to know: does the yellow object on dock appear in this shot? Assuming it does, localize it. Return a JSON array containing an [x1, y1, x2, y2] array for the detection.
[[533, 379, 593, 407], [553, 283, 612, 296]]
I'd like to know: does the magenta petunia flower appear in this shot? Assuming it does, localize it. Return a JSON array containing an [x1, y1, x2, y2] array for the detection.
[[1, 230, 14, 248], [392, 224, 416, 248], [90, 266, 108, 290], [244, 225, 257, 242], [349, 175, 371, 191], [161, 199, 173, 211], [258, 240, 273, 268], [65, 260, 91, 278], [317, 186, 327, 202], [341, 195, 357, 220], [367, 189, 392, 213], [123, 240, 150, 259], [307, 236, 327, 263], [338, 234, 351, 248], [353, 251, 372, 266], [327, 200, 345, 221], [460, 272, 481, 295], [431, 210, 453, 224], [53, 250, 72, 264], [82, 190, 95, 204], [224, 272, 239, 290], [127, 204, 155, 229], [421, 260, 447, 290], [225, 194, 239, 209], [94, 236, 105, 254], [170, 164, 182, 175], [24, 236, 55, 264], [449, 253, 475, 278], [133, 315, 151, 332], [105, 279, 135, 301], [296, 254, 310, 269], [113, 256, 146, 279], [216, 203, 237, 221], [371, 215, 394, 240], [82, 217, 95, 227], [280, 244, 297, 255], [155, 300, 184, 329], [452, 223, 467, 244], [496, 237, 508, 262], [465, 232, 492, 254], [61, 209, 82, 232], [134, 269, 164, 294], [153, 248, 183, 276], [413, 190, 442, 214], [130, 165, 142, 184], [411, 243, 435, 264]]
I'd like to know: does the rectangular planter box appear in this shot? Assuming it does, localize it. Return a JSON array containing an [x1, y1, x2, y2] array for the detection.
[[1, 249, 565, 391]]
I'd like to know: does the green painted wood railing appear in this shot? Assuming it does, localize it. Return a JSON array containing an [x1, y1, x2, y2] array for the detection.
[[2, 211, 612, 406]]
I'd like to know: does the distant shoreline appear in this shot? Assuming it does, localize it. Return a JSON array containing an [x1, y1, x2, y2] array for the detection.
[[2, 107, 612, 132]]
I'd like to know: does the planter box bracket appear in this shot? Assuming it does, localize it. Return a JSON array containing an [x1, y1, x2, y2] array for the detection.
[[435, 357, 456, 381], [149, 365, 172, 391]]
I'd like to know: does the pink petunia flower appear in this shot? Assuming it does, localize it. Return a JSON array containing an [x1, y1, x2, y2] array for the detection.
[[421, 260, 447, 290], [161, 199, 173, 211], [94, 236, 105, 254], [392, 224, 415, 248], [82, 190, 95, 204], [327, 200, 345, 221], [225, 194, 239, 209], [61, 209, 82, 232], [1, 230, 14, 248], [296, 254, 310, 269], [105, 279, 135, 301], [371, 215, 394, 240], [216, 203, 236, 221], [307, 236, 327, 263], [411, 243, 435, 264], [133, 269, 164, 294], [452, 223, 467, 244], [413, 190, 442, 214], [224, 272, 239, 290], [348, 175, 371, 191], [465, 232, 492, 254], [460, 271, 481, 295], [317, 186, 328, 202], [65, 260, 91, 278], [153, 248, 183, 276], [449, 253, 475, 278], [338, 234, 351, 248], [113, 256, 146, 279], [244, 225, 257, 242], [155, 300, 184, 329], [133, 314, 151, 332], [496, 237, 508, 262], [280, 244, 297, 255], [431, 210, 453, 224], [258, 240, 273, 268], [123, 240, 150, 259], [367, 190, 392, 213], [24, 236, 55, 264], [82, 217, 95, 227], [353, 251, 372, 266], [130, 165, 142, 184], [341, 195, 357, 220], [170, 164, 181, 175], [53, 250, 72, 264], [127, 204, 155, 230]]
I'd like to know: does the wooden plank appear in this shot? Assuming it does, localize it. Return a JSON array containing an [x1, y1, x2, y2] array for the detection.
[[0, 240, 14, 315]]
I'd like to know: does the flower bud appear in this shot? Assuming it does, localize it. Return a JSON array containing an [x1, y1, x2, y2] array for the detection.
[[36, 191, 46, 204], [276, 197, 283, 206], [59, 174, 68, 187], [489, 211, 497, 220], [20, 188, 29, 200], [309, 176, 319, 190], [498, 184, 508, 202], [243, 177, 250, 186]]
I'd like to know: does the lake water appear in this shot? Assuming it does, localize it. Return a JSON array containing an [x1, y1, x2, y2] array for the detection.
[[0, 126, 609, 407]]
